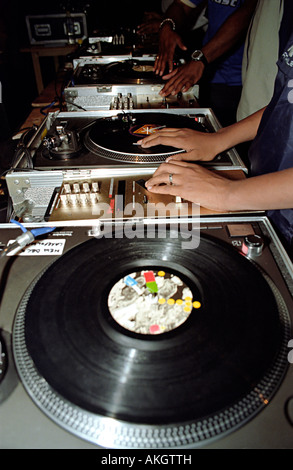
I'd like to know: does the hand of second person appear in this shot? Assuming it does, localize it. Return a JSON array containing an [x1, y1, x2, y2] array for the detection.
[[159, 61, 205, 96], [154, 29, 187, 76]]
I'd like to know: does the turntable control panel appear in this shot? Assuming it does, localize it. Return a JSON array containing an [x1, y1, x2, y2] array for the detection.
[[65, 85, 198, 111], [47, 173, 196, 222]]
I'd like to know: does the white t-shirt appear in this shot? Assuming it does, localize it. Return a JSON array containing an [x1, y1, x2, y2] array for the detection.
[[237, 0, 284, 121]]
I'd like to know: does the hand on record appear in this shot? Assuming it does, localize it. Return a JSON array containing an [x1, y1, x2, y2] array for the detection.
[[159, 61, 205, 96], [137, 128, 222, 162], [145, 161, 234, 212], [154, 29, 187, 76]]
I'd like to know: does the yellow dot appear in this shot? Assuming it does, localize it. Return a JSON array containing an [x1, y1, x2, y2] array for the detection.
[[158, 298, 166, 304], [185, 301, 192, 307], [193, 301, 201, 309], [176, 299, 183, 305], [158, 271, 165, 277], [184, 296, 192, 301], [184, 306, 191, 313], [167, 298, 175, 305]]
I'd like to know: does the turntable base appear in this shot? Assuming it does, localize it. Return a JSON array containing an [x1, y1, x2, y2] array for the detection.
[[12, 226, 290, 448]]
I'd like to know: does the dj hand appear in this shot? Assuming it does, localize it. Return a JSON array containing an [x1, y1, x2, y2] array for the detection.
[[145, 161, 234, 212], [159, 61, 205, 97], [137, 20, 161, 35], [137, 12, 162, 36], [137, 128, 222, 162], [154, 29, 187, 76]]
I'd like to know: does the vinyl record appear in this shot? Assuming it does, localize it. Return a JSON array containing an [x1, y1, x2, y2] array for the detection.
[[105, 59, 160, 84], [84, 112, 205, 163], [76, 60, 162, 86], [13, 227, 290, 448]]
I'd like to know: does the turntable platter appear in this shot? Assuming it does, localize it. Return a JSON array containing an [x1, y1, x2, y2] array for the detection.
[[84, 112, 205, 163], [13, 228, 290, 448], [105, 60, 161, 84], [77, 60, 163, 86]]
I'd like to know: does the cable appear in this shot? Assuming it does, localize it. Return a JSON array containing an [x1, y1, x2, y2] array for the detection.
[[0, 220, 56, 258]]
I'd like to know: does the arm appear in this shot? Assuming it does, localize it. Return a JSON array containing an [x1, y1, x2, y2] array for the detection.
[[154, 0, 203, 75], [160, 0, 258, 96], [201, 0, 258, 64], [137, 108, 265, 161]]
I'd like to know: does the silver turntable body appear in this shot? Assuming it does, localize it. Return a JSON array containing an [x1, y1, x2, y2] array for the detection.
[[65, 55, 199, 111], [5, 108, 246, 224], [0, 215, 293, 449]]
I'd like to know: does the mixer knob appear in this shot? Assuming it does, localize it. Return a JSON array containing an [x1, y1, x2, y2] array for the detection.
[[242, 234, 264, 257]]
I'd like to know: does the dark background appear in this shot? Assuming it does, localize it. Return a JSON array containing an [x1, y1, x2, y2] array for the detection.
[[0, 0, 162, 140]]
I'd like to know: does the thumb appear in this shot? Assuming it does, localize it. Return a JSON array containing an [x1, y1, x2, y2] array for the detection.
[[177, 38, 187, 51]]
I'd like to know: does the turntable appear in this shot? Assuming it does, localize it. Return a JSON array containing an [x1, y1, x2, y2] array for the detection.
[[71, 57, 163, 86], [5, 109, 246, 223], [19, 109, 245, 171], [65, 55, 199, 111], [0, 215, 293, 448]]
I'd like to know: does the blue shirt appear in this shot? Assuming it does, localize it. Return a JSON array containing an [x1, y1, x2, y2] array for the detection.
[[248, 32, 293, 243], [187, 0, 245, 85]]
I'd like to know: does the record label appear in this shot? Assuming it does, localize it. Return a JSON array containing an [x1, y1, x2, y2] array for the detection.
[[129, 124, 165, 136], [108, 269, 201, 335]]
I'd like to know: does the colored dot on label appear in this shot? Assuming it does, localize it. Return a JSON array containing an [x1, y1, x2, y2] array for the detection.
[[158, 271, 165, 277], [158, 298, 166, 304], [193, 301, 201, 309], [167, 298, 175, 305], [185, 296, 192, 301], [184, 307, 192, 313], [176, 299, 183, 305], [185, 301, 192, 307], [150, 324, 160, 334]]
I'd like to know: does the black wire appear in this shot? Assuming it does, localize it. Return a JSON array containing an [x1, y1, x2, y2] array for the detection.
[[63, 98, 87, 111]]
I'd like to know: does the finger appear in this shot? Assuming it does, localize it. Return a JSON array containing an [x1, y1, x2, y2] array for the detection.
[[160, 73, 188, 96], [146, 172, 176, 189], [181, 80, 194, 93], [161, 68, 178, 80], [155, 52, 172, 75], [168, 76, 194, 96], [165, 153, 187, 162], [159, 76, 179, 96], [167, 59, 174, 74], [161, 159, 198, 170], [137, 129, 183, 148], [154, 55, 165, 74], [177, 38, 187, 52], [146, 182, 180, 196], [154, 56, 160, 71], [146, 161, 189, 182], [166, 151, 197, 163]]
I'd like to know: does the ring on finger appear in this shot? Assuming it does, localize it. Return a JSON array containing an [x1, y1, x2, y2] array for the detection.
[[169, 173, 173, 185]]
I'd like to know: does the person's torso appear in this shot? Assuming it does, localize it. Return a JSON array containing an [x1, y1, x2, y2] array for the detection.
[[249, 31, 293, 242], [189, 0, 245, 84]]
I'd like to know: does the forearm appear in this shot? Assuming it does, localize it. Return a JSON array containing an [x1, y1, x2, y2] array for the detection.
[[227, 169, 293, 211], [215, 108, 266, 152], [202, 0, 257, 64], [163, 0, 197, 32]]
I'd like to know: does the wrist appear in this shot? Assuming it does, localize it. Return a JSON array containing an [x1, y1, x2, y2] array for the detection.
[[159, 18, 176, 31], [215, 126, 240, 152], [191, 49, 208, 67]]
